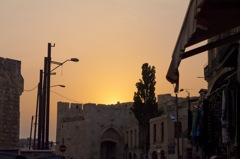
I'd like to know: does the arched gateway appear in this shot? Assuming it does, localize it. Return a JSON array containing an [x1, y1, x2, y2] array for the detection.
[[100, 127, 124, 159]]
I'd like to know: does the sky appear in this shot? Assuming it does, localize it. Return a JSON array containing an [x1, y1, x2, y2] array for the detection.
[[0, 0, 207, 140]]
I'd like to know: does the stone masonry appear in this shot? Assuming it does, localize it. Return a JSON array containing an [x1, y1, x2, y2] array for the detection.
[[0, 57, 24, 149], [56, 102, 138, 159]]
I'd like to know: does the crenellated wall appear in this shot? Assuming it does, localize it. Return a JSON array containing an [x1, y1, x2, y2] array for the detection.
[[56, 102, 138, 159]]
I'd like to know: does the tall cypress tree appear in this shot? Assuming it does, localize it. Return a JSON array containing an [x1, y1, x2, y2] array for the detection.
[[131, 63, 159, 158]]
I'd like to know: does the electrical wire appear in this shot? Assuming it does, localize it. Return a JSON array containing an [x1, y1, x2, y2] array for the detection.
[[24, 84, 38, 92], [0, 61, 23, 91], [50, 90, 80, 103], [0, 60, 79, 104], [0, 60, 38, 92]]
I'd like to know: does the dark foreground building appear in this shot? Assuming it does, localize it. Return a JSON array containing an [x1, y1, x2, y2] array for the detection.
[[166, 0, 240, 158], [0, 57, 24, 150]]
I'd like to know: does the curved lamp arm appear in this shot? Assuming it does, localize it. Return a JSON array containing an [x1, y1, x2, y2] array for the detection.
[[51, 58, 79, 73]]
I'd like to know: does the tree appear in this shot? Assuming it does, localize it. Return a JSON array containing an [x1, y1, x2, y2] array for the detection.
[[131, 63, 159, 158]]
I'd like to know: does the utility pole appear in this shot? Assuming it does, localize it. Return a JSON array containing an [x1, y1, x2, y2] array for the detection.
[[46, 43, 54, 149], [35, 43, 77, 150], [33, 70, 40, 149], [42, 57, 48, 149], [37, 69, 43, 149], [33, 89, 38, 149], [29, 115, 34, 150], [186, 90, 191, 140], [175, 93, 180, 159], [37, 43, 55, 149], [175, 89, 183, 159]]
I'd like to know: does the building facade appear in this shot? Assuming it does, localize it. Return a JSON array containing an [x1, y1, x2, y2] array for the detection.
[[0, 57, 24, 150], [166, 0, 240, 158], [202, 27, 240, 158], [149, 94, 199, 159], [125, 124, 142, 159], [56, 102, 138, 159], [56, 93, 202, 159]]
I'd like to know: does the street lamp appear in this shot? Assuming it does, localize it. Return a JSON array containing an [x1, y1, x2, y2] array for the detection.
[[33, 84, 65, 149], [185, 90, 191, 140], [181, 89, 192, 140], [175, 88, 183, 159], [51, 58, 79, 73], [37, 43, 79, 150], [46, 46, 79, 149], [50, 84, 66, 88]]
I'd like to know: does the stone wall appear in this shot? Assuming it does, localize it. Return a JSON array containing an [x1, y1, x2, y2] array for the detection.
[[56, 102, 138, 159], [0, 57, 24, 149]]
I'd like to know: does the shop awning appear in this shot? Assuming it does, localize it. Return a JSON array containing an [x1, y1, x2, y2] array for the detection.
[[166, 0, 240, 92]]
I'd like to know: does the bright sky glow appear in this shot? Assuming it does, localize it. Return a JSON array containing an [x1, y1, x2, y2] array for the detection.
[[0, 0, 207, 140]]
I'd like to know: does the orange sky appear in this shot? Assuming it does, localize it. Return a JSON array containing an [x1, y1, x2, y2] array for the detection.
[[0, 0, 207, 140]]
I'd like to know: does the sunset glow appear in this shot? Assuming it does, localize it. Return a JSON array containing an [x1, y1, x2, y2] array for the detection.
[[0, 0, 207, 140]]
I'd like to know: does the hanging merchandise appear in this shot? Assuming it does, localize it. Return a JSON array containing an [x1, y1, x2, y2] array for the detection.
[[221, 89, 230, 144]]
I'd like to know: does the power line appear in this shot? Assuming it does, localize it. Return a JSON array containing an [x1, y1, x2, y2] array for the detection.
[[1, 60, 79, 102], [24, 84, 38, 92], [0, 61, 23, 91], [0, 61, 38, 92], [50, 90, 80, 103]]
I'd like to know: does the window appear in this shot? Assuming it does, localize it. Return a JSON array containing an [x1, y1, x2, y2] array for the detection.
[[134, 129, 137, 147], [161, 122, 164, 142], [130, 130, 133, 148], [153, 124, 156, 144], [126, 131, 128, 146]]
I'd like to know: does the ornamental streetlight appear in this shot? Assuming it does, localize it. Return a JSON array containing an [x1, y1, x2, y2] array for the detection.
[[175, 88, 183, 159]]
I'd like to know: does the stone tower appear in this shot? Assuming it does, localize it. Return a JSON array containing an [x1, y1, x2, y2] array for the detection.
[[0, 57, 24, 149]]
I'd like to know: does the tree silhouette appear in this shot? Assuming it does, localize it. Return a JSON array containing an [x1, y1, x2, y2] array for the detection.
[[131, 63, 159, 158]]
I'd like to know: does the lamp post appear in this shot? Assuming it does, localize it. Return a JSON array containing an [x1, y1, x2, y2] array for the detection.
[[37, 43, 79, 149], [181, 89, 192, 140], [175, 89, 183, 159], [185, 90, 191, 140], [51, 58, 79, 73], [46, 43, 79, 149], [33, 84, 65, 149], [45, 43, 54, 149]]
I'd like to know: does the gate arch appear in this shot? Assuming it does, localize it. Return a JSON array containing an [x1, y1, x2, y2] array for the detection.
[[100, 127, 124, 159]]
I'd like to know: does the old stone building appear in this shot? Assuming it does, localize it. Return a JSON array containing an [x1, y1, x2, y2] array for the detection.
[[56, 102, 138, 159], [166, 0, 240, 157], [201, 27, 240, 158], [0, 57, 24, 149], [149, 94, 199, 159], [125, 123, 141, 159], [56, 93, 203, 159]]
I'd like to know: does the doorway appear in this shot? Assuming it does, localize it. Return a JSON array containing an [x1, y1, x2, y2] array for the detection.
[[100, 141, 117, 159]]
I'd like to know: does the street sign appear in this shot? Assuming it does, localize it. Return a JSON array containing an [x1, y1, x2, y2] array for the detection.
[[59, 145, 66, 152]]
